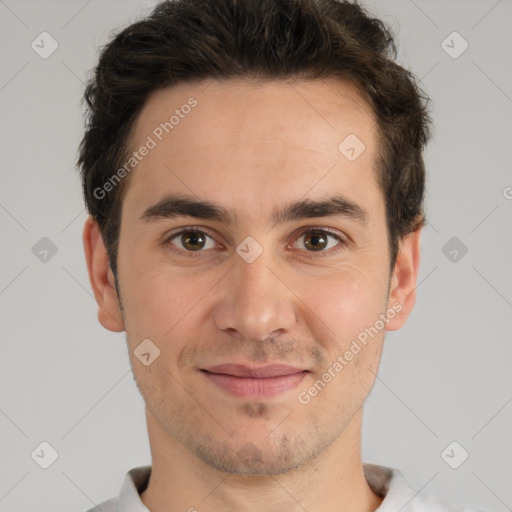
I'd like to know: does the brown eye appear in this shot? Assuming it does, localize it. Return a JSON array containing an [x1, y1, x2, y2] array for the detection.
[[181, 230, 206, 251], [303, 231, 328, 251], [294, 229, 344, 253], [167, 229, 216, 252]]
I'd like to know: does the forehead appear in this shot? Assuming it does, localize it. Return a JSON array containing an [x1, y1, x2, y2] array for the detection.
[[123, 77, 381, 223], [132, 76, 375, 148]]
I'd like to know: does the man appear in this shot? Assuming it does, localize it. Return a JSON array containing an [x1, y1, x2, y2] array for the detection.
[[80, 0, 479, 510]]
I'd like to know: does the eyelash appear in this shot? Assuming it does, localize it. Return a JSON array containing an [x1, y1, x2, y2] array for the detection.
[[162, 226, 347, 258]]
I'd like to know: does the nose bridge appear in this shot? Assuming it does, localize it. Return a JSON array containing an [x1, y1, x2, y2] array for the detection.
[[213, 247, 296, 341]]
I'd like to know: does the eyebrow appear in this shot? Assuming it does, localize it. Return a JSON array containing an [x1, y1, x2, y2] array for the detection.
[[139, 193, 368, 227]]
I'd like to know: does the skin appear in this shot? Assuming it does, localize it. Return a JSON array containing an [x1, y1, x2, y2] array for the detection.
[[83, 77, 421, 512]]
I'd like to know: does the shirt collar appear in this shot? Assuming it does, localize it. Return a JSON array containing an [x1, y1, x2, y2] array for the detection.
[[117, 465, 152, 511], [116, 463, 419, 512]]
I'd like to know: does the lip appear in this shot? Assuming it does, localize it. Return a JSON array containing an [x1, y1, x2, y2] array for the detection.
[[204, 364, 305, 378], [201, 364, 308, 398]]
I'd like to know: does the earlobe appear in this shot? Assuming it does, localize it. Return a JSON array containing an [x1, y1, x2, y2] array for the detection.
[[386, 228, 421, 331], [82, 216, 125, 333]]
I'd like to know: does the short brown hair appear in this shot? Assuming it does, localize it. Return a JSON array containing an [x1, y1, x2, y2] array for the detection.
[[78, 0, 431, 279]]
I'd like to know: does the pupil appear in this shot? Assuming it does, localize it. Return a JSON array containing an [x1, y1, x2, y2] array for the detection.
[[305, 231, 327, 251], [183, 231, 205, 250]]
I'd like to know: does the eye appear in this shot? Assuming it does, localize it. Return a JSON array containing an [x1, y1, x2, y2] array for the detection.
[[163, 226, 346, 257], [165, 228, 217, 253], [293, 228, 345, 253]]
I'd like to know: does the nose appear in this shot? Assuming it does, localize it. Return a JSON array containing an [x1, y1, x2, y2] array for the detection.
[[212, 248, 297, 342]]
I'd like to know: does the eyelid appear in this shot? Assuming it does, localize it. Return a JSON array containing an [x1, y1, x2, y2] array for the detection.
[[293, 225, 345, 240], [163, 226, 220, 253], [289, 225, 348, 254], [162, 225, 348, 256], [163, 226, 217, 242]]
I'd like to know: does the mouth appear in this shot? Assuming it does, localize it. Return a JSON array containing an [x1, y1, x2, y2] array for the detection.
[[200, 364, 309, 399]]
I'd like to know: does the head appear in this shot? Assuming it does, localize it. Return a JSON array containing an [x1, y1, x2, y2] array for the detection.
[[81, 0, 431, 475]]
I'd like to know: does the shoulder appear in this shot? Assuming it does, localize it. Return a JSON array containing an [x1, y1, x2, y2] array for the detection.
[[405, 494, 486, 512], [83, 465, 151, 512], [364, 463, 487, 512]]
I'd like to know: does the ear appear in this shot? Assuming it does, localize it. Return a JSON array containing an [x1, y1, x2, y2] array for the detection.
[[385, 228, 421, 331], [82, 216, 125, 332]]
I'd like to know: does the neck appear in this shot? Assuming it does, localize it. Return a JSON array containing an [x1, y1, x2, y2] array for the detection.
[[140, 407, 382, 512]]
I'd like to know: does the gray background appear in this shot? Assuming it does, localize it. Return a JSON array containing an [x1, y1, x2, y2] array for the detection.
[[0, 0, 511, 510]]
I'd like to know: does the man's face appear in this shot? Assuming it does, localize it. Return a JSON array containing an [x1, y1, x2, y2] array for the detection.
[[107, 78, 407, 474]]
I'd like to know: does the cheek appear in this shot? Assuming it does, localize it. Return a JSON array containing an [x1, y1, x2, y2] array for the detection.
[[304, 266, 388, 343], [119, 259, 206, 344]]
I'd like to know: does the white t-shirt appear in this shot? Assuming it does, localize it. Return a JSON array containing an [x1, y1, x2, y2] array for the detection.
[[87, 464, 482, 512]]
